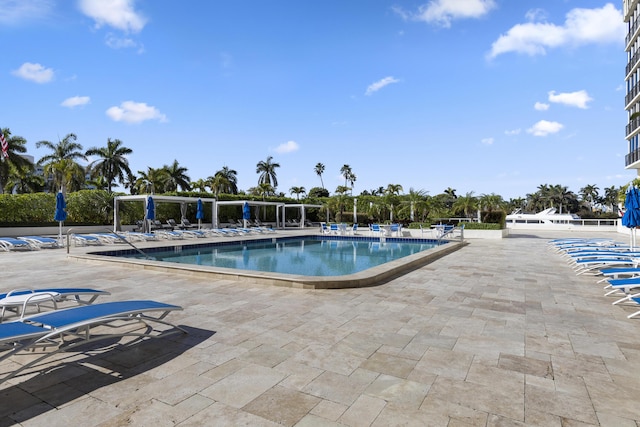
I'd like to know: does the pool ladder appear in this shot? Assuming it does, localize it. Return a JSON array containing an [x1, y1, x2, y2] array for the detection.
[[66, 228, 154, 260]]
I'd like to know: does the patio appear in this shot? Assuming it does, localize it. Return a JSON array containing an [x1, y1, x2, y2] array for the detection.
[[0, 229, 639, 426]]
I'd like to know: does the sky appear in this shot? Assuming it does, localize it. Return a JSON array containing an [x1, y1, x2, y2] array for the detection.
[[0, 0, 634, 200]]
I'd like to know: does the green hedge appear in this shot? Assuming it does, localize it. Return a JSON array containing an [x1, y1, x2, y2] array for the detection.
[[0, 190, 142, 226], [461, 222, 502, 230]]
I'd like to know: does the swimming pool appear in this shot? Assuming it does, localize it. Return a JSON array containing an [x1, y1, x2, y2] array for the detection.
[[110, 236, 438, 276], [75, 235, 465, 289]]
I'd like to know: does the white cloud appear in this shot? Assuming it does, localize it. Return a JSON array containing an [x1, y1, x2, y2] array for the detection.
[[105, 33, 143, 52], [275, 140, 299, 154], [548, 90, 592, 109], [61, 96, 90, 108], [534, 102, 549, 111], [78, 0, 147, 33], [488, 4, 624, 59], [0, 0, 52, 25], [504, 129, 521, 136], [12, 62, 54, 83], [525, 8, 547, 22], [527, 120, 563, 136], [365, 76, 400, 96], [106, 101, 166, 123], [394, 0, 496, 28], [481, 137, 494, 145]]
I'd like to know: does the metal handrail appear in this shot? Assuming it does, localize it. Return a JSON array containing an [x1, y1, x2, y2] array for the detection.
[[435, 224, 464, 244], [66, 228, 153, 259]]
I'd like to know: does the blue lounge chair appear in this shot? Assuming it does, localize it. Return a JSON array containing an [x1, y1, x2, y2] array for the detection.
[[598, 267, 640, 279], [0, 300, 186, 384], [17, 236, 60, 249], [0, 237, 33, 251], [71, 234, 102, 246], [125, 231, 159, 241]]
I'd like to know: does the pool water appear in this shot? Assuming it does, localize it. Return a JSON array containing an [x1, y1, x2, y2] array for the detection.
[[114, 236, 439, 277]]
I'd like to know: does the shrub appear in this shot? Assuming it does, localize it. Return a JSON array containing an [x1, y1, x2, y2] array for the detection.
[[462, 222, 502, 230]]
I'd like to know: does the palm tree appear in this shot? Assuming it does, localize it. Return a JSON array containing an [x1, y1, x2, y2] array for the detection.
[[579, 184, 599, 212], [400, 188, 429, 222], [507, 197, 526, 213], [478, 193, 505, 213], [314, 163, 325, 189], [191, 178, 209, 193], [85, 138, 133, 193], [452, 192, 478, 218], [340, 164, 352, 188], [346, 171, 356, 195], [604, 186, 620, 215], [443, 187, 457, 209], [207, 174, 229, 197], [256, 156, 280, 189], [370, 186, 385, 196], [0, 128, 31, 193], [214, 166, 238, 194], [122, 173, 138, 195], [526, 191, 543, 212], [536, 184, 551, 209], [36, 133, 87, 192], [383, 184, 403, 222], [384, 184, 403, 196], [162, 159, 191, 192], [335, 185, 350, 195], [5, 163, 44, 194], [548, 184, 573, 214], [86, 175, 110, 191], [133, 167, 168, 194], [290, 186, 306, 200]]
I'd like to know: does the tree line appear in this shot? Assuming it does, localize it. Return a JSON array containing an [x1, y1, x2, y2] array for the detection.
[[0, 128, 621, 221]]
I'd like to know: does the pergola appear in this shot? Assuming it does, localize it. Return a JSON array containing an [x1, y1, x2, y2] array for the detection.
[[112, 195, 324, 231], [113, 195, 217, 231], [281, 203, 324, 227]]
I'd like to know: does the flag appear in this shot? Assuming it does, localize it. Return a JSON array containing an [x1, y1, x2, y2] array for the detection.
[[0, 130, 7, 159]]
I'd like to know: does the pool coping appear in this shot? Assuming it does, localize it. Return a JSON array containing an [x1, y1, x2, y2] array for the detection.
[[68, 236, 467, 289]]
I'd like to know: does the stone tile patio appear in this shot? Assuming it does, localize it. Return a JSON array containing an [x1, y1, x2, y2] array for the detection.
[[0, 229, 639, 426]]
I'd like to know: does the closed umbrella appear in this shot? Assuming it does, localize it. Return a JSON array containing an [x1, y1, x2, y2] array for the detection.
[[54, 191, 67, 244], [353, 198, 357, 225], [196, 198, 204, 230], [242, 202, 251, 228], [146, 196, 155, 232], [622, 186, 640, 249]]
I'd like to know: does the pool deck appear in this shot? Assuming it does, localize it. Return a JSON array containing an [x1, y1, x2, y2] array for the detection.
[[1, 229, 640, 426]]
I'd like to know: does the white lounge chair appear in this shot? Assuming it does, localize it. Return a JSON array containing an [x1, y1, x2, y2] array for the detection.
[[17, 236, 60, 249], [0, 288, 110, 322], [573, 257, 640, 275], [0, 237, 33, 251], [125, 231, 159, 241], [71, 234, 102, 246], [154, 230, 186, 240], [0, 300, 185, 384]]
